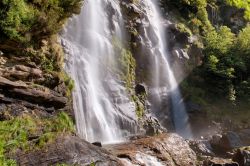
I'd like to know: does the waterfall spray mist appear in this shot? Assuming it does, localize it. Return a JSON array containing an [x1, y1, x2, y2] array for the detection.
[[141, 0, 193, 138]]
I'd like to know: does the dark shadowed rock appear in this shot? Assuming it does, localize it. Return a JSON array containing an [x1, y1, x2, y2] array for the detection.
[[232, 147, 250, 166], [92, 142, 102, 147], [210, 132, 243, 153], [15, 135, 123, 166], [135, 83, 146, 95], [238, 129, 250, 146]]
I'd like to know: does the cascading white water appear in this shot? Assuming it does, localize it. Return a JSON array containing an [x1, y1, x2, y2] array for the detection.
[[62, 0, 137, 143], [141, 0, 193, 138]]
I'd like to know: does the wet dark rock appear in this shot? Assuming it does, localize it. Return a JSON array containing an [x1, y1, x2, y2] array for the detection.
[[232, 148, 250, 166], [92, 142, 102, 147], [15, 135, 122, 166], [135, 83, 146, 95]]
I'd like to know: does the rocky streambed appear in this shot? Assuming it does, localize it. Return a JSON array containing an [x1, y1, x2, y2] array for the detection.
[[14, 132, 250, 166]]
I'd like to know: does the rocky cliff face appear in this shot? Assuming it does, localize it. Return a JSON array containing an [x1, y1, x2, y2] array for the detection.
[[0, 53, 71, 117], [0, 38, 75, 165], [119, 0, 203, 134]]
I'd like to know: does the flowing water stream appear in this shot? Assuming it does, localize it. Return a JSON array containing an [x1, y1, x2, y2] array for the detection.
[[62, 0, 192, 143]]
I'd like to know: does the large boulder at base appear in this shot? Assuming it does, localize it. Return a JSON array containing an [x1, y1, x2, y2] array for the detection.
[[105, 133, 197, 166], [210, 132, 243, 152], [15, 135, 122, 166]]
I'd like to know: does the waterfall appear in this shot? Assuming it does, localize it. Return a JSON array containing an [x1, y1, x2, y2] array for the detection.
[[141, 0, 193, 138], [62, 0, 192, 143], [62, 0, 137, 143]]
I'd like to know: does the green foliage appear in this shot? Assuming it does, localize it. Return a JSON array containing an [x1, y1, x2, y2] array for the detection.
[[176, 23, 192, 36], [225, 0, 250, 20], [204, 26, 235, 54], [59, 72, 75, 97], [166, 0, 213, 35], [181, 78, 207, 105], [200, 25, 250, 101], [89, 162, 96, 166], [237, 25, 250, 54], [0, 112, 75, 165], [132, 94, 146, 118], [112, 37, 146, 118], [0, 0, 36, 41], [0, 0, 82, 42], [112, 37, 136, 90], [119, 49, 136, 89]]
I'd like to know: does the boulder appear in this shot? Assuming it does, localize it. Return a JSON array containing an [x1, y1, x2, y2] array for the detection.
[[203, 157, 239, 166], [105, 133, 197, 166], [189, 140, 214, 156], [232, 147, 250, 166], [238, 129, 250, 146], [220, 132, 243, 150], [142, 114, 166, 136], [210, 132, 243, 153], [15, 135, 122, 166]]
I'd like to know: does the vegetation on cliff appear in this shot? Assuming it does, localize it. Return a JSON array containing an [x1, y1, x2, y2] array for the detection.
[[0, 112, 75, 165], [161, 0, 250, 133], [0, 0, 82, 165], [0, 0, 249, 164], [164, 0, 249, 102], [0, 0, 82, 43], [225, 0, 250, 20]]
